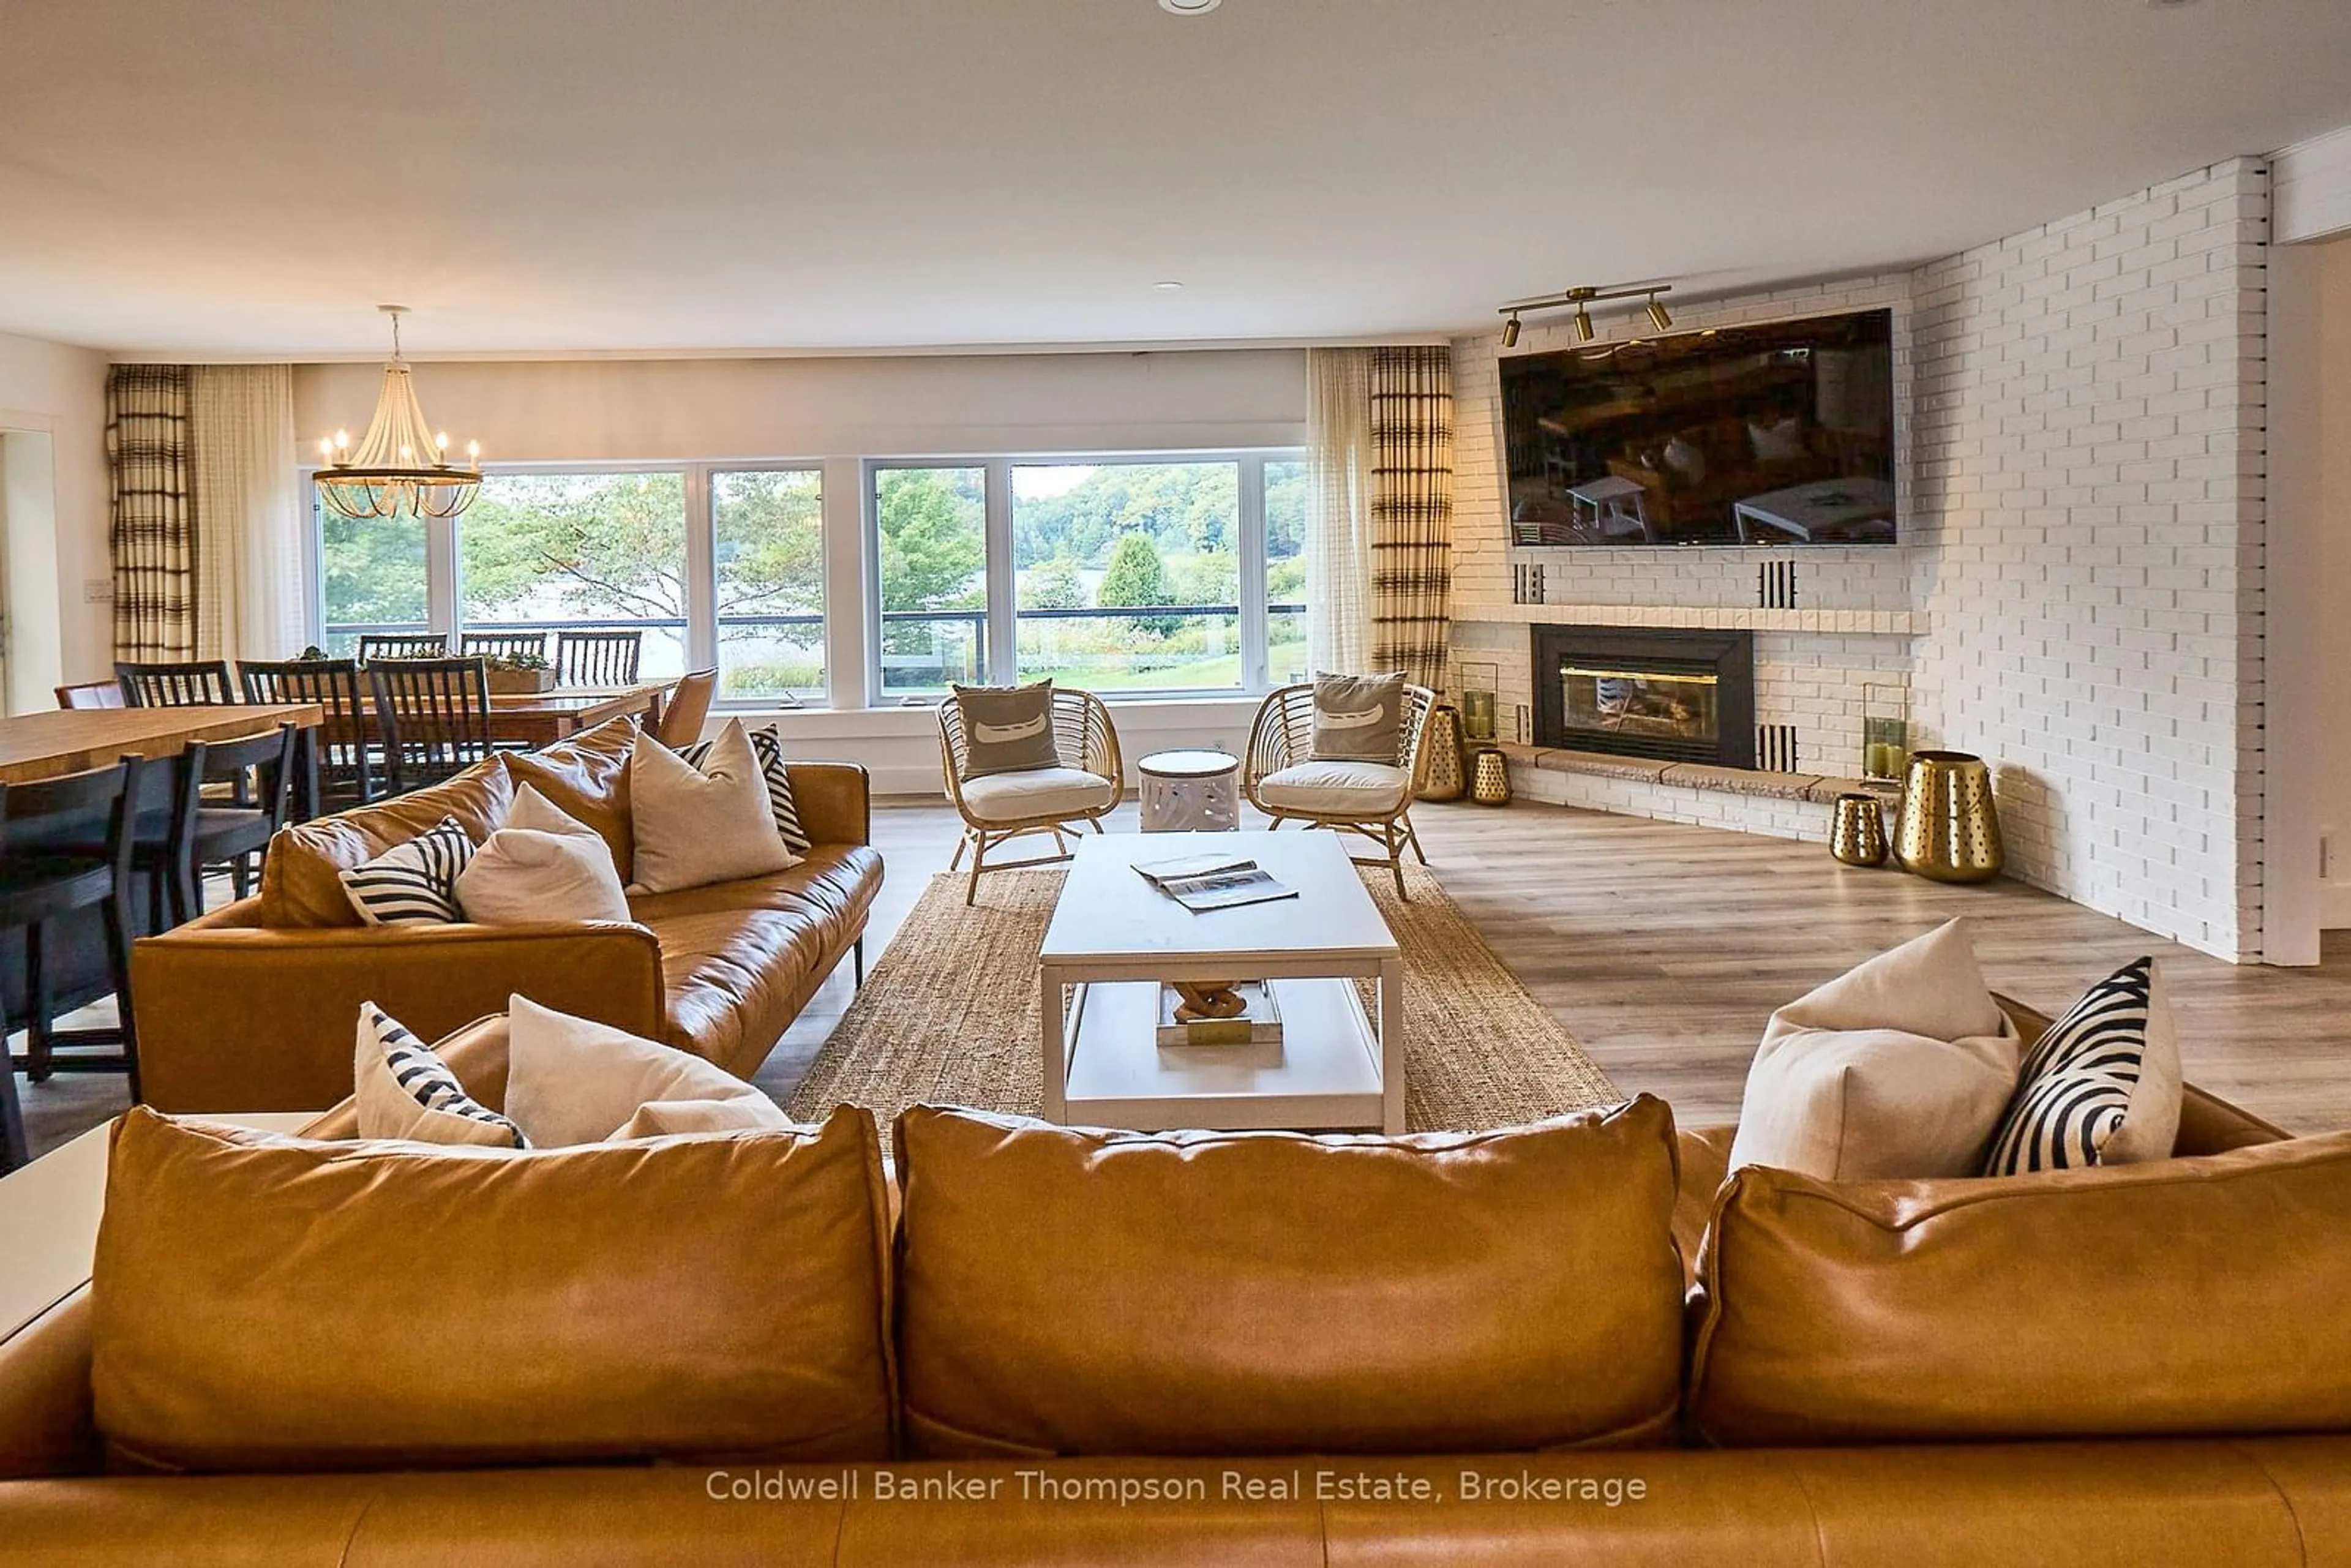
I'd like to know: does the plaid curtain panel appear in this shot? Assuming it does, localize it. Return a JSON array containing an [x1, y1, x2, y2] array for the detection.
[[108, 363, 197, 661], [1368, 345, 1455, 692]]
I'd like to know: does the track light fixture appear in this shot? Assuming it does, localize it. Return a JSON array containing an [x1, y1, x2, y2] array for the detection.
[[1494, 282, 1678, 346]]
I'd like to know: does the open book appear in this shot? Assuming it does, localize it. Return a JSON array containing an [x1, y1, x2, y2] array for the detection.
[[1132, 853, 1299, 913]]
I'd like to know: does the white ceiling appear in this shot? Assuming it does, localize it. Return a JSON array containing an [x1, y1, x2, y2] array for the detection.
[[4, 0, 2348, 359]]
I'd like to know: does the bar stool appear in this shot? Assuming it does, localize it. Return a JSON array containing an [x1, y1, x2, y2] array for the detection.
[[0, 756, 145, 1171]]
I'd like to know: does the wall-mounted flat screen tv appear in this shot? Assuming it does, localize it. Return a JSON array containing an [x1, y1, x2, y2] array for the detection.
[[1499, 307, 1895, 547]]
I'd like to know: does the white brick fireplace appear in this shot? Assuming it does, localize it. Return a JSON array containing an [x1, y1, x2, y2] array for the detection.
[[1450, 158, 2271, 962]]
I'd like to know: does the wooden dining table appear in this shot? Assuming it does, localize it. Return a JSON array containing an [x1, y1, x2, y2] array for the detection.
[[481, 681, 669, 749], [0, 704, 323, 786], [0, 703, 327, 1029]]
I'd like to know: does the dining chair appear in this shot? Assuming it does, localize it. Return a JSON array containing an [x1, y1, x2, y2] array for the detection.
[[133, 724, 298, 926], [115, 659, 234, 707], [239, 657, 377, 810], [555, 629, 643, 686], [0, 754, 146, 1168], [460, 630, 550, 664], [367, 657, 495, 794], [54, 681, 126, 711], [356, 633, 451, 662], [656, 669, 719, 749]]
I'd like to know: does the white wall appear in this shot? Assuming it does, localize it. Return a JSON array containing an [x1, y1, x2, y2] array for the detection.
[[2269, 233, 2351, 937], [292, 348, 1310, 792], [0, 329, 110, 691], [290, 350, 1308, 463]]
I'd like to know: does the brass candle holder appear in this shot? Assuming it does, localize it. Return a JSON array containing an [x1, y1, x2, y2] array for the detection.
[[1829, 792, 1889, 867], [1419, 703, 1468, 802], [1894, 751, 2004, 883]]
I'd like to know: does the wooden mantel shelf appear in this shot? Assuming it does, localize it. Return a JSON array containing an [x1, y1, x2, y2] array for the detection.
[[1455, 603, 1919, 636], [1494, 743, 1899, 806]]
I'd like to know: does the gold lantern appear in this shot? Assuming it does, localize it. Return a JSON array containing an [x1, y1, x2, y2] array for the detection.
[[1829, 792, 1889, 867], [1459, 661, 1499, 743], [1419, 703, 1468, 802], [1895, 751, 2004, 883], [1861, 681, 1911, 784], [1469, 745, 1513, 806]]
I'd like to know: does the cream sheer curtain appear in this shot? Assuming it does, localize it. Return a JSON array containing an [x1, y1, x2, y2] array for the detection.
[[189, 365, 306, 666], [1306, 348, 1373, 676]]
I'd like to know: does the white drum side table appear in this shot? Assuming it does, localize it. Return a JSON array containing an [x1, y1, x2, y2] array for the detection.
[[1138, 749, 1241, 832]]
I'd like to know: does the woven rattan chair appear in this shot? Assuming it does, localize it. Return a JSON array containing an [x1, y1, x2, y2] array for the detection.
[[939, 687, 1123, 906], [1243, 680, 1436, 898]]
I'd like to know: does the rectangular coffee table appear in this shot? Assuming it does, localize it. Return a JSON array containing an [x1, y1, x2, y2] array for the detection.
[[1038, 830, 1404, 1133]]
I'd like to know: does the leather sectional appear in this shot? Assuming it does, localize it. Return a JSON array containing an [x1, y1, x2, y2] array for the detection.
[[127, 716, 880, 1112], [0, 996, 2343, 1563]]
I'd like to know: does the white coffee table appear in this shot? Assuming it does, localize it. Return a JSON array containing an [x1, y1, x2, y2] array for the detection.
[[1038, 830, 1404, 1133]]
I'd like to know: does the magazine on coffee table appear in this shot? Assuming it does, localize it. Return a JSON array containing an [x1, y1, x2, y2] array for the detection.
[[1132, 853, 1300, 913]]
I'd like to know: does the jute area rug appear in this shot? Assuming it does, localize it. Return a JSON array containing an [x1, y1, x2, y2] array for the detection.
[[787, 863, 1621, 1135]]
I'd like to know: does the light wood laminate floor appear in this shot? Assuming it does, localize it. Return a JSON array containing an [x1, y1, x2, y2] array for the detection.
[[21, 794, 2350, 1156], [776, 795, 2351, 1138]]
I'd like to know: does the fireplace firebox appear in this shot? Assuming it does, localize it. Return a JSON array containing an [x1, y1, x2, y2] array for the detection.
[[1531, 626, 1756, 767]]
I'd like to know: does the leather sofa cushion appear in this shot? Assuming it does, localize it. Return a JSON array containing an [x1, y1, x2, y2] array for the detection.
[[628, 844, 880, 1077], [1688, 1128, 2351, 1446], [258, 760, 514, 928], [893, 1098, 1685, 1458], [91, 1105, 895, 1472], [499, 715, 640, 877]]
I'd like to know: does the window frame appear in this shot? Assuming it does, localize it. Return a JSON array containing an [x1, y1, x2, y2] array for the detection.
[[708, 460, 828, 707], [306, 445, 1303, 710], [865, 448, 1300, 703]]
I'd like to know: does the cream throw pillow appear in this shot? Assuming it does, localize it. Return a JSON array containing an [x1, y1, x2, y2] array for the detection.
[[501, 994, 792, 1146], [627, 718, 798, 894], [1725, 918, 2022, 1181], [454, 786, 632, 925], [352, 1002, 528, 1148]]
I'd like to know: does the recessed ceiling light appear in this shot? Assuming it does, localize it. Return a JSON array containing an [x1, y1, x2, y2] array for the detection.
[[1159, 0, 1222, 14], [1153, 280, 1185, 291], [2146, 0, 2200, 8]]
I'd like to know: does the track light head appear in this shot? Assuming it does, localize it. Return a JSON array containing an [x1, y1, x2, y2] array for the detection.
[[1573, 306, 1595, 343], [1646, 296, 1673, 332], [1501, 313, 1521, 348]]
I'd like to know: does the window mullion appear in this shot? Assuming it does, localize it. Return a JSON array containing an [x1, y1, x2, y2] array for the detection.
[[684, 464, 717, 672], [1239, 454, 1268, 692], [984, 456, 1016, 685], [427, 509, 459, 648]]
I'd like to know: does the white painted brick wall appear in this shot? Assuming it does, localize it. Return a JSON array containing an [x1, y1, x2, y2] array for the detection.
[[1907, 158, 2269, 961], [1447, 161, 2271, 961]]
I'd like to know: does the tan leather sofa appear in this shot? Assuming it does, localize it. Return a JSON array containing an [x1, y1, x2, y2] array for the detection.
[[4, 1003, 2346, 1564], [128, 716, 880, 1113]]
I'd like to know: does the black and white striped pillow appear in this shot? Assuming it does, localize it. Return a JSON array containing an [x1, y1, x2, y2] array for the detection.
[[340, 817, 476, 925], [1982, 957, 2180, 1175], [364, 1002, 527, 1147], [683, 725, 809, 854]]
